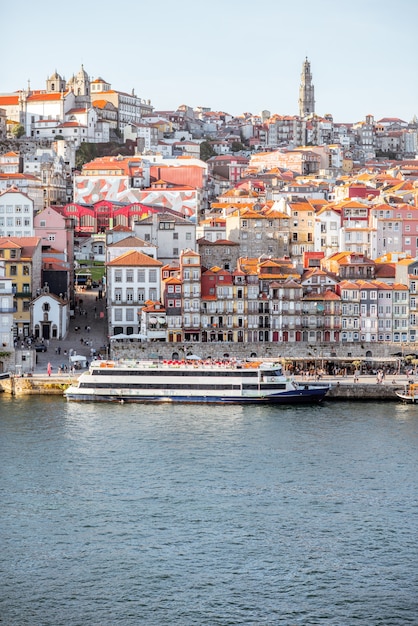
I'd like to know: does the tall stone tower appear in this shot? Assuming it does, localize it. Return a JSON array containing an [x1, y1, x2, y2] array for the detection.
[[298, 57, 315, 118]]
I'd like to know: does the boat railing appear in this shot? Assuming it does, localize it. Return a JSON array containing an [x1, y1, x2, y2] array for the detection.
[[90, 358, 284, 372]]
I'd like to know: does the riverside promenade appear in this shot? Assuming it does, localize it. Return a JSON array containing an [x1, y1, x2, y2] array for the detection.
[[1, 286, 415, 400], [33, 286, 109, 377]]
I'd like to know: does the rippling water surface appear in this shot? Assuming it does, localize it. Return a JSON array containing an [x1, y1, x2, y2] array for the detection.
[[1, 396, 418, 625]]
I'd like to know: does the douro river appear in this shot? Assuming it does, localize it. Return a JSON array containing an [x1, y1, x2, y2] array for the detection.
[[1, 396, 417, 625]]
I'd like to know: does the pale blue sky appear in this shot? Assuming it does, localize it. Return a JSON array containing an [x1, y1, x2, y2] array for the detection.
[[2, 0, 417, 123]]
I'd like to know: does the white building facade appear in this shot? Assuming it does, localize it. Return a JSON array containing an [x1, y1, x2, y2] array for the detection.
[[31, 292, 69, 340], [106, 250, 163, 337], [0, 189, 34, 237]]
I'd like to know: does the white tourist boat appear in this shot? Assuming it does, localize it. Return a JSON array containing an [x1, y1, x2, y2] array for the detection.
[[64, 359, 330, 405]]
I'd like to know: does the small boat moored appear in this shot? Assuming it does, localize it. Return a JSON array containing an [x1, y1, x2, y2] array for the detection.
[[396, 382, 418, 403]]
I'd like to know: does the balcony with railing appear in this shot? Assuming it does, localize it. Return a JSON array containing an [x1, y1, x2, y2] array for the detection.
[[14, 291, 33, 298]]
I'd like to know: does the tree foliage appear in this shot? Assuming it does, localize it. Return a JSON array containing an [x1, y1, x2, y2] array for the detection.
[[11, 124, 25, 138], [75, 143, 98, 170], [231, 141, 245, 152], [200, 141, 217, 162]]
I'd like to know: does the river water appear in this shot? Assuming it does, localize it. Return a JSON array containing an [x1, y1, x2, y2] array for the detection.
[[1, 396, 417, 625]]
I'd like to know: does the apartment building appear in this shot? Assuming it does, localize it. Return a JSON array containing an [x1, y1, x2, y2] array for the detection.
[[0, 262, 14, 357], [0, 188, 34, 237], [106, 250, 163, 337], [180, 249, 201, 343], [225, 206, 291, 258], [0, 237, 42, 339], [287, 200, 316, 268], [134, 212, 196, 266], [162, 275, 183, 343]]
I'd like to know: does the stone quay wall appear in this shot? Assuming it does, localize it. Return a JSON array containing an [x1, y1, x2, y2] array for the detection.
[[109, 340, 408, 363]]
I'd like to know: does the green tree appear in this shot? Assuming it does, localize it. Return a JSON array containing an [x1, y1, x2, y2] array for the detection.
[[200, 141, 216, 161], [11, 124, 25, 138], [231, 141, 245, 152], [75, 143, 98, 170]]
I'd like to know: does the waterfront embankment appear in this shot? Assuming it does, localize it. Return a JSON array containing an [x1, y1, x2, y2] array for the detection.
[[0, 372, 412, 400]]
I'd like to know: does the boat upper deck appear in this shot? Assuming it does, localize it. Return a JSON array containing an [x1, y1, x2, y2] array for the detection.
[[89, 359, 283, 374]]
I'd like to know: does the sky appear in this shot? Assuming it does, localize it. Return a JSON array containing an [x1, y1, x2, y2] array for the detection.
[[2, 0, 418, 124]]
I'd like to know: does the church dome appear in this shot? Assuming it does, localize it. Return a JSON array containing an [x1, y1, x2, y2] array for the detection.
[[76, 64, 89, 81], [49, 70, 62, 81]]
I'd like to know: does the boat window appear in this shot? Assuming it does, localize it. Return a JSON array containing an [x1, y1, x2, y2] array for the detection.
[[262, 369, 282, 377]]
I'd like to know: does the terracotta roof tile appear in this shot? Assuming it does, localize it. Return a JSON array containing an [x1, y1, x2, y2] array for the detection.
[[107, 250, 162, 267]]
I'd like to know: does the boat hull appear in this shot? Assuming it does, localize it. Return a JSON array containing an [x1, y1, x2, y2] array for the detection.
[[395, 393, 418, 403], [64, 387, 329, 405]]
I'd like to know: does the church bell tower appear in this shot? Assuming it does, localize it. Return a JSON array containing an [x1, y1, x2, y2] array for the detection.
[[298, 57, 315, 118]]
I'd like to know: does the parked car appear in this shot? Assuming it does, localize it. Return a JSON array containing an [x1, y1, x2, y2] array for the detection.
[[34, 344, 47, 352]]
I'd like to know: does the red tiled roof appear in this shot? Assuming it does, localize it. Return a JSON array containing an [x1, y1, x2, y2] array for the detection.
[[0, 95, 19, 105], [0, 172, 41, 181], [107, 250, 162, 267], [27, 92, 66, 101], [58, 121, 85, 128]]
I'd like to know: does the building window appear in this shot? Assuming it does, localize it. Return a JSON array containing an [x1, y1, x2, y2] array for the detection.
[[115, 270, 122, 282], [149, 269, 157, 283], [10, 265, 17, 276]]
